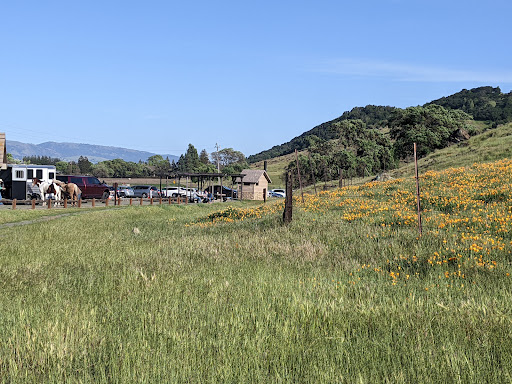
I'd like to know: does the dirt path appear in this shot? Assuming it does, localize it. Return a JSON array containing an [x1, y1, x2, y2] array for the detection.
[[0, 212, 88, 230]]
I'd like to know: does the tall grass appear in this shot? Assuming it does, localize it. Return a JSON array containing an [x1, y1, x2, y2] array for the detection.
[[1, 159, 512, 382]]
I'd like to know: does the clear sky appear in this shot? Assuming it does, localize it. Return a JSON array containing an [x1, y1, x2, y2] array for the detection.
[[1, 0, 511, 158]]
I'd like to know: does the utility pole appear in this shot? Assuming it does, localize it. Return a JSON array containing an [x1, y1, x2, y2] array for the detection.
[[215, 143, 221, 184], [215, 143, 221, 173]]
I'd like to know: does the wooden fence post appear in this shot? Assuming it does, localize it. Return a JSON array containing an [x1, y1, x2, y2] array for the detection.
[[283, 171, 293, 224], [12, 199, 16, 210], [32, 199, 36, 209], [339, 169, 343, 188], [92, 198, 95, 208]]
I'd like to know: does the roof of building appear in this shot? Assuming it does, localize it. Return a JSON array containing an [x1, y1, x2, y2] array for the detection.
[[237, 169, 272, 184]]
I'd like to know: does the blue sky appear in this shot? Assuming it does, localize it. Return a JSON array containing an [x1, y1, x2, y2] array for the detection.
[[1, 0, 511, 158]]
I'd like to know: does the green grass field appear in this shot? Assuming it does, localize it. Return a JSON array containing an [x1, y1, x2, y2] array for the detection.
[[3, 127, 512, 383], [2, 155, 512, 383]]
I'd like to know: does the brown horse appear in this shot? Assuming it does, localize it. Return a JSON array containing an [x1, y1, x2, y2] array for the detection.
[[56, 181, 82, 205]]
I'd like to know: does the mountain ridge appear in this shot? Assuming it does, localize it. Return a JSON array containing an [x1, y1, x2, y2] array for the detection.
[[5, 140, 179, 163]]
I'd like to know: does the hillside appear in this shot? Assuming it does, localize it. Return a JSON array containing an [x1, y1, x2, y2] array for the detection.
[[249, 86, 512, 164], [253, 122, 512, 186], [427, 86, 512, 125], [6, 140, 179, 163], [392, 121, 512, 177], [248, 105, 397, 163]]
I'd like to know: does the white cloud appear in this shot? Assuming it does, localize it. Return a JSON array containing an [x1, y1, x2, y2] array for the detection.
[[314, 58, 512, 83]]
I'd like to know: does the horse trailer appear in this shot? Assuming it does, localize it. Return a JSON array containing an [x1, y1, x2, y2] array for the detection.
[[0, 164, 57, 201]]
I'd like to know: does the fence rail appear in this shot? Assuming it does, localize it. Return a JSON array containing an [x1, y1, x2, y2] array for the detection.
[[0, 195, 205, 210]]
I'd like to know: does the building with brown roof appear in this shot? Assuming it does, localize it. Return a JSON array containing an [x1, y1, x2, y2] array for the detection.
[[236, 169, 271, 200]]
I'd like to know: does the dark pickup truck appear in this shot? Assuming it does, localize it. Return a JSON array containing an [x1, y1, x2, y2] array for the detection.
[[56, 175, 110, 199]]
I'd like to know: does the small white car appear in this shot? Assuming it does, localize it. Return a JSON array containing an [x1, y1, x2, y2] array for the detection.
[[269, 189, 286, 198], [161, 187, 187, 197]]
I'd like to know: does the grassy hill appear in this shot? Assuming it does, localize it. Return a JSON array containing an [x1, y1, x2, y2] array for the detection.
[[250, 151, 304, 189], [251, 122, 512, 187], [248, 105, 397, 163], [2, 155, 512, 381], [248, 86, 512, 167], [393, 122, 512, 177]]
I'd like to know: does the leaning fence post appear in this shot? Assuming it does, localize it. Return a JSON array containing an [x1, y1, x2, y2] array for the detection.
[[283, 171, 293, 224], [414, 143, 423, 236]]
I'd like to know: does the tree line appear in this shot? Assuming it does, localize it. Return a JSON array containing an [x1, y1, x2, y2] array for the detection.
[[18, 145, 249, 178], [286, 104, 473, 187]]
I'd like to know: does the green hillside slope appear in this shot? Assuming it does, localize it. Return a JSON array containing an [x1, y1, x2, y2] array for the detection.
[[253, 122, 512, 185], [249, 86, 512, 164], [248, 105, 397, 163], [393, 122, 512, 177], [427, 86, 512, 125]]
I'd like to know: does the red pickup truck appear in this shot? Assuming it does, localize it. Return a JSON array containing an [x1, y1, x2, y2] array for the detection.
[[56, 175, 110, 199]]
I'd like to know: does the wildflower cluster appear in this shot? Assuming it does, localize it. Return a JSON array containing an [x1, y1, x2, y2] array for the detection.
[[189, 159, 512, 289], [291, 159, 512, 288], [189, 203, 284, 227]]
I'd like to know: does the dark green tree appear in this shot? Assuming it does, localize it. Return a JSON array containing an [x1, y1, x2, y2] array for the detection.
[[147, 155, 171, 176], [210, 148, 248, 172], [177, 144, 201, 172], [390, 105, 471, 159], [199, 149, 210, 165], [77, 156, 92, 174]]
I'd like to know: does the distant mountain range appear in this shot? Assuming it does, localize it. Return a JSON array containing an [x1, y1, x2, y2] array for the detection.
[[5, 140, 179, 163]]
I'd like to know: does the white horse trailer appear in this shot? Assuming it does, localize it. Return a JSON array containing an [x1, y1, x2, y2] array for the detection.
[[0, 164, 57, 201]]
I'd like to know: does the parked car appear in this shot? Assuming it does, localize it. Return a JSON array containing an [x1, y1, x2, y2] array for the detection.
[[132, 185, 160, 198], [269, 191, 285, 198], [56, 175, 109, 199], [117, 185, 134, 197], [203, 185, 237, 201], [269, 189, 286, 198], [161, 186, 187, 197]]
